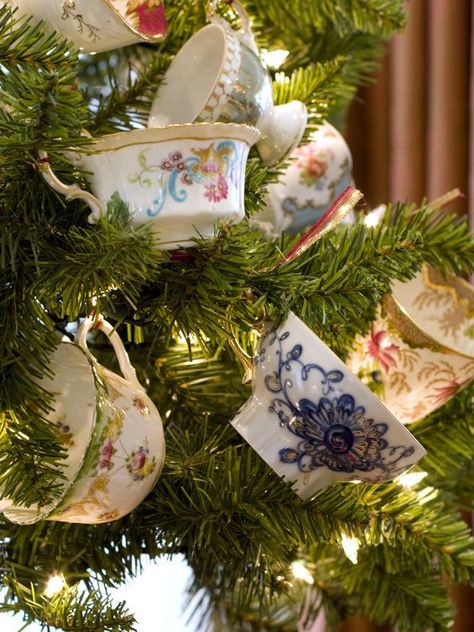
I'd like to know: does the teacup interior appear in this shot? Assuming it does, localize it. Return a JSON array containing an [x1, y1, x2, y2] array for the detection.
[[149, 24, 226, 126]]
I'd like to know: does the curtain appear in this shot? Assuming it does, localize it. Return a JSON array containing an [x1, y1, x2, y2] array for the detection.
[[347, 0, 471, 216], [341, 1, 473, 630]]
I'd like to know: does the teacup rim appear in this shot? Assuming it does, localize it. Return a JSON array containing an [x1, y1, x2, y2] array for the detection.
[[104, 0, 167, 43], [384, 291, 474, 360], [389, 265, 474, 359], [149, 22, 232, 127], [79, 123, 260, 154]]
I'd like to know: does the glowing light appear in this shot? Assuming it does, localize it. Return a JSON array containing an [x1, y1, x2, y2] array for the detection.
[[261, 48, 289, 69], [45, 574, 67, 597], [363, 204, 386, 227], [396, 471, 428, 488], [341, 534, 360, 565], [177, 331, 199, 346], [291, 560, 314, 584]]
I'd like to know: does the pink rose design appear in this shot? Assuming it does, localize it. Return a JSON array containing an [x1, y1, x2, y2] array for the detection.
[[135, 2, 167, 37], [99, 438, 114, 470]]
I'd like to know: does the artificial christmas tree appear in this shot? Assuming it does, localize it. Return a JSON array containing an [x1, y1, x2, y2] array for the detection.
[[1, 2, 474, 631]]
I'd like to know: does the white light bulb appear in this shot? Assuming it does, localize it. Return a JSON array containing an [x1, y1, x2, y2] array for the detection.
[[341, 534, 360, 565], [45, 574, 66, 597], [396, 471, 428, 488], [291, 560, 314, 584], [363, 204, 386, 227], [261, 48, 289, 69]]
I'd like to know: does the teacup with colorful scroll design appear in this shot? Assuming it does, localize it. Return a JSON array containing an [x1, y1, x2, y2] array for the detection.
[[39, 123, 259, 250]]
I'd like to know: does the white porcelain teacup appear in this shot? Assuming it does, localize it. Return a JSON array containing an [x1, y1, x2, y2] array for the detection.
[[6, 0, 167, 53], [230, 311, 425, 500], [347, 271, 474, 424], [391, 265, 474, 359], [39, 123, 259, 250], [257, 122, 355, 234], [0, 337, 98, 523], [148, 1, 307, 165], [2, 316, 166, 524]]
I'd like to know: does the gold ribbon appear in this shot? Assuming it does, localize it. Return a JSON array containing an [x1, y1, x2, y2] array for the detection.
[[278, 186, 363, 266]]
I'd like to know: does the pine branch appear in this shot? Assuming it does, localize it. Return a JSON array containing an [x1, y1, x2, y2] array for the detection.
[[0, 577, 135, 632]]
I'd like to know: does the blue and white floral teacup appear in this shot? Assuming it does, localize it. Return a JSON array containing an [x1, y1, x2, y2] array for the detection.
[[230, 311, 425, 500], [39, 123, 259, 250]]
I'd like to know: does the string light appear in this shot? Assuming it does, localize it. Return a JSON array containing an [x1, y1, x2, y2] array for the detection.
[[261, 48, 289, 69], [363, 204, 386, 227], [291, 560, 314, 584], [396, 471, 428, 488], [341, 534, 360, 565], [44, 574, 67, 597]]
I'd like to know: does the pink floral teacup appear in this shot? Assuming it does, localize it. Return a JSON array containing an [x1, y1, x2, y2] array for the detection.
[[257, 122, 354, 234], [2, 317, 165, 525], [47, 316, 166, 524], [346, 292, 474, 424], [7, 0, 167, 53]]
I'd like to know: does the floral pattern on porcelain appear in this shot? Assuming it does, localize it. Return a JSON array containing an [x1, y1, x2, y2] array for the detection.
[[262, 329, 415, 477], [129, 141, 236, 217], [51, 371, 162, 523], [122, 0, 167, 37], [260, 122, 354, 233], [347, 310, 474, 424], [61, 1, 101, 42]]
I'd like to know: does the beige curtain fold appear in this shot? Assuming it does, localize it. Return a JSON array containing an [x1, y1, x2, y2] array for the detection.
[[347, 0, 471, 215], [341, 1, 473, 631]]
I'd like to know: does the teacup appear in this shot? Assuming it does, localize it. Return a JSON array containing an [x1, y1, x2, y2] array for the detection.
[[0, 338, 98, 523], [3, 316, 166, 524], [148, 1, 307, 165], [346, 294, 474, 425], [391, 265, 474, 359], [39, 123, 259, 250], [230, 311, 425, 500], [257, 122, 355, 234], [6, 0, 167, 53]]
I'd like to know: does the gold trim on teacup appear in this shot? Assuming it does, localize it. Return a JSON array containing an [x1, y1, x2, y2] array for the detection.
[[105, 0, 167, 43], [382, 293, 474, 359], [81, 123, 260, 154], [423, 264, 474, 318]]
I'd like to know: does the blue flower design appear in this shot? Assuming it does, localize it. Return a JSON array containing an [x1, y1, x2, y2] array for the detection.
[[279, 394, 388, 474], [259, 327, 414, 477]]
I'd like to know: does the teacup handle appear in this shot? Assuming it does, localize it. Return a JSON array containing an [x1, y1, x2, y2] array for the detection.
[[225, 305, 268, 384], [75, 315, 143, 391], [206, 0, 258, 54], [38, 150, 103, 223]]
